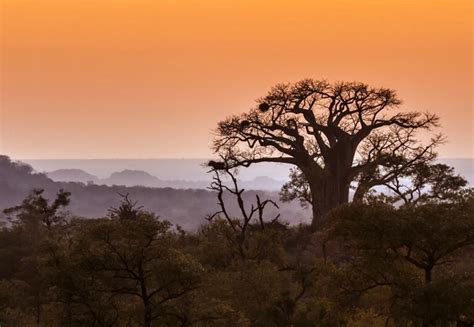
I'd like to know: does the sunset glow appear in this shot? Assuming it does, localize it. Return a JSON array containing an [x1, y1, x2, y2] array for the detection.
[[1, 0, 472, 159]]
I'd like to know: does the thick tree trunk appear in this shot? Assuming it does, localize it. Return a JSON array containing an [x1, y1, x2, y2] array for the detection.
[[309, 172, 350, 230], [306, 142, 355, 230]]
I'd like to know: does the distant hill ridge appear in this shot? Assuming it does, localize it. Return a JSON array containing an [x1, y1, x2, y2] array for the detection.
[[31, 158, 474, 188], [23, 158, 292, 181], [46, 168, 286, 190], [47, 169, 100, 184], [24, 158, 473, 176], [2, 156, 472, 229], [0, 156, 308, 230]]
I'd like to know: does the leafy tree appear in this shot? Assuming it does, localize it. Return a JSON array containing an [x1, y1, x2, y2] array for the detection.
[[0, 189, 71, 324], [213, 79, 440, 228], [280, 168, 313, 208], [68, 196, 204, 326], [372, 162, 467, 204], [326, 191, 474, 326], [3, 188, 70, 229], [282, 161, 468, 207]]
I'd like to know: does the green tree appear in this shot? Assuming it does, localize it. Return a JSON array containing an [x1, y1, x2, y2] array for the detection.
[[326, 191, 474, 326], [3, 188, 70, 229], [369, 162, 467, 204], [0, 189, 71, 324], [69, 196, 204, 326]]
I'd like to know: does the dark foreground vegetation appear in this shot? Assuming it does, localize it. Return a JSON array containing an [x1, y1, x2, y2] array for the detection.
[[0, 181, 473, 326]]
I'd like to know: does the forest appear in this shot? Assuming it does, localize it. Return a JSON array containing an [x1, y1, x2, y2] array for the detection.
[[0, 80, 473, 326]]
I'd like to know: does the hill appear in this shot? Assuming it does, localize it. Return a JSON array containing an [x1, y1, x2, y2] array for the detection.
[[23, 158, 292, 181], [26, 158, 473, 187], [102, 169, 166, 187], [46, 168, 285, 190], [47, 169, 99, 184], [0, 156, 309, 230]]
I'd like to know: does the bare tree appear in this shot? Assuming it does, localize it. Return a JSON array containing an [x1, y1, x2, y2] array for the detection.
[[213, 79, 441, 229], [207, 160, 280, 259]]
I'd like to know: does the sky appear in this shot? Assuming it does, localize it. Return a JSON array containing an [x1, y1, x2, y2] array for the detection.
[[0, 0, 473, 159]]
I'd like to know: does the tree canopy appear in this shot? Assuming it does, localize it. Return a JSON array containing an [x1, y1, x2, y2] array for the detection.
[[213, 79, 441, 228]]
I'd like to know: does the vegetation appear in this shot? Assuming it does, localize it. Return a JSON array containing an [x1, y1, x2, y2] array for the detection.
[[0, 175, 472, 326]]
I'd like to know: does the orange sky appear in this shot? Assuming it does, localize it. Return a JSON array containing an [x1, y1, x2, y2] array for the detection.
[[0, 0, 473, 159]]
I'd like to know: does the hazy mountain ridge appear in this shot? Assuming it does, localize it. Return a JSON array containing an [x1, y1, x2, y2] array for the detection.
[[47, 169, 100, 184], [24, 159, 292, 181], [28, 158, 474, 189], [46, 168, 285, 190], [0, 156, 309, 230]]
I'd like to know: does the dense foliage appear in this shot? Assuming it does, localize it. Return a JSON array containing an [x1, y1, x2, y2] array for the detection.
[[0, 183, 472, 326]]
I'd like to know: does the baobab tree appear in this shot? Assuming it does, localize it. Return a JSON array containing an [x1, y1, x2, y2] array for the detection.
[[212, 79, 441, 229]]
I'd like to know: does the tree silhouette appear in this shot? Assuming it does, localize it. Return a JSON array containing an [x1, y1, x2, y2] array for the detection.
[[4, 188, 71, 229], [213, 79, 441, 228], [206, 160, 281, 260], [73, 198, 203, 327], [281, 161, 467, 206], [378, 162, 467, 205]]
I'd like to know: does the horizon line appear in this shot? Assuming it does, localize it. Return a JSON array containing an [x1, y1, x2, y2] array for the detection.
[[13, 157, 214, 161], [15, 157, 474, 161]]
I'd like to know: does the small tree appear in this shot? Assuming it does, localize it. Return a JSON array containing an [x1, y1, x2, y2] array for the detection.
[[72, 196, 203, 326], [375, 162, 467, 205], [4, 189, 70, 229], [206, 160, 281, 260], [0, 189, 71, 324]]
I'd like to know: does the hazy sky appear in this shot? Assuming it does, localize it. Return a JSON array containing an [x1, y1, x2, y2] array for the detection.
[[1, 0, 473, 159]]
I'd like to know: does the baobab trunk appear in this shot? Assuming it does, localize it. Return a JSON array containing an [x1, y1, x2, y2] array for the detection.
[[308, 172, 350, 230], [305, 146, 354, 230]]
